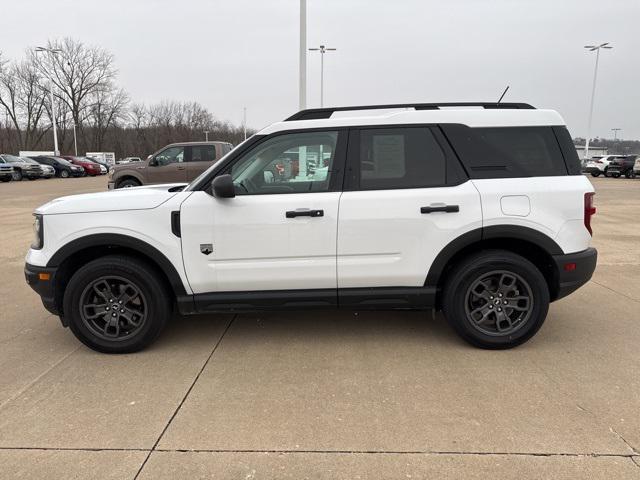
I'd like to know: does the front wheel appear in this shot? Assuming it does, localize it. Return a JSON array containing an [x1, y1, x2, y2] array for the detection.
[[625, 170, 635, 179], [590, 172, 601, 177], [117, 178, 141, 188], [12, 170, 23, 181], [63, 255, 172, 353], [60, 170, 70, 178], [442, 250, 550, 349]]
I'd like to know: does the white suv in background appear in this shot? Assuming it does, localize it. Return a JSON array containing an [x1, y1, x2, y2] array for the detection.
[[582, 154, 626, 177], [25, 102, 597, 353]]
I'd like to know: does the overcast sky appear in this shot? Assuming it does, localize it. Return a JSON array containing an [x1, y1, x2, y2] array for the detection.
[[2, 0, 638, 139]]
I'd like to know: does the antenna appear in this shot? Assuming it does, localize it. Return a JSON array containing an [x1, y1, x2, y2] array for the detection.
[[497, 85, 510, 104]]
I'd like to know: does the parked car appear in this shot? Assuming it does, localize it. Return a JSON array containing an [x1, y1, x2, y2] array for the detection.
[[117, 157, 142, 164], [0, 162, 13, 182], [0, 154, 42, 180], [30, 156, 84, 178], [606, 155, 637, 178], [633, 157, 640, 177], [61, 156, 104, 176], [85, 156, 110, 173], [23, 157, 55, 178], [108, 142, 233, 189], [582, 155, 626, 177], [25, 102, 597, 353]]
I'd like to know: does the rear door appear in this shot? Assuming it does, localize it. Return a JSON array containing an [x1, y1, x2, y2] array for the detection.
[[337, 126, 481, 291], [186, 144, 217, 181]]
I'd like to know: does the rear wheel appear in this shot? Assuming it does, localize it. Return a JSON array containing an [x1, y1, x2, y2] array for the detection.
[[0, 177, 11, 182], [442, 250, 549, 349], [590, 172, 600, 177], [63, 255, 171, 353], [612, 173, 621, 178], [625, 170, 635, 179]]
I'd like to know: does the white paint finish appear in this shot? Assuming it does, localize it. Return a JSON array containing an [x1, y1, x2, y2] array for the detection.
[[35, 183, 186, 215], [472, 175, 594, 254], [180, 191, 340, 293], [26, 192, 194, 293], [500, 195, 531, 217], [337, 181, 482, 288], [260, 109, 565, 135]]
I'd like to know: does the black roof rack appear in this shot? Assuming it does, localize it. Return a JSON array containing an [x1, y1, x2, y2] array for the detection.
[[285, 102, 535, 121]]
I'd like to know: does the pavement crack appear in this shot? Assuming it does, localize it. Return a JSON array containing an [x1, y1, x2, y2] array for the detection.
[[610, 427, 640, 455], [132, 315, 236, 480], [590, 280, 640, 304], [631, 456, 640, 469], [0, 346, 80, 412]]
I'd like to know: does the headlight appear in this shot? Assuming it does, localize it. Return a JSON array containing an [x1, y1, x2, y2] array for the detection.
[[32, 214, 44, 250]]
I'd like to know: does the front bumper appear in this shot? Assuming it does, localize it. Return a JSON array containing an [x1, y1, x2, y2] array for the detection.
[[582, 166, 603, 175], [552, 248, 597, 301], [25, 263, 60, 315]]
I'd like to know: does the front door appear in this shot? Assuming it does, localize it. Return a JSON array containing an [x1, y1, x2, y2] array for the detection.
[[180, 130, 347, 294], [146, 146, 187, 184]]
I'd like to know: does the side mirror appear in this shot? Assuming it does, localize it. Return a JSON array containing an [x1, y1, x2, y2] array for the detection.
[[148, 157, 157, 166], [211, 174, 236, 198]]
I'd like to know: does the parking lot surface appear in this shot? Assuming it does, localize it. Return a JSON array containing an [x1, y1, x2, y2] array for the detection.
[[0, 176, 639, 479]]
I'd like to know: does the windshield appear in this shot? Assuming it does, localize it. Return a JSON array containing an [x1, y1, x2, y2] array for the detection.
[[22, 158, 39, 165], [184, 136, 257, 191], [53, 157, 72, 166], [2, 155, 25, 163]]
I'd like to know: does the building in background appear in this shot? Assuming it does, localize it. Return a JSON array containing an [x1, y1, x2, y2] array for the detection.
[[575, 144, 607, 159]]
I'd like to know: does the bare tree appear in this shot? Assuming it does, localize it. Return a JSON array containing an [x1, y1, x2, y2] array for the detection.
[[84, 84, 128, 150]]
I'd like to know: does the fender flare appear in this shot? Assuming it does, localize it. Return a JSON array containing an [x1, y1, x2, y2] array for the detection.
[[47, 233, 187, 296], [425, 225, 563, 287]]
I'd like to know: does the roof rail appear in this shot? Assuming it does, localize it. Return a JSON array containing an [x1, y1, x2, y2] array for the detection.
[[285, 102, 535, 121]]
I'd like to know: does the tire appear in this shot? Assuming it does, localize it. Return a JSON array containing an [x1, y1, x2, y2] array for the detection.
[[117, 178, 141, 189], [590, 172, 600, 177], [63, 255, 172, 353], [12, 170, 23, 181], [612, 173, 620, 178], [442, 250, 550, 349], [60, 169, 70, 178], [625, 171, 635, 179], [0, 177, 11, 182]]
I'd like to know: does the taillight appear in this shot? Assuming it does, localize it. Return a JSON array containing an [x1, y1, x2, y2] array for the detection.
[[584, 192, 596, 236]]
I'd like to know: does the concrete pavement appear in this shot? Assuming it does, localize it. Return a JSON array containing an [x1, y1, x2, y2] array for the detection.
[[0, 176, 638, 479]]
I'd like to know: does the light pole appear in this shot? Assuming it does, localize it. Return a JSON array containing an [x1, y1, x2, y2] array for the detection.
[[611, 128, 621, 141], [72, 123, 78, 155], [299, 0, 307, 110], [204, 130, 209, 142], [308, 45, 336, 107], [35, 46, 62, 156], [583, 42, 612, 159], [243, 107, 247, 140]]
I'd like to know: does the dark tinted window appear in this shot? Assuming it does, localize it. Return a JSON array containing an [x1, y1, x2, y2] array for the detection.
[[442, 125, 567, 178], [358, 127, 446, 190], [190, 145, 216, 163], [553, 126, 581, 175]]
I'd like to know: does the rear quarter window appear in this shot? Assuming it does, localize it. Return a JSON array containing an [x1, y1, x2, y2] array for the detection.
[[441, 125, 569, 178]]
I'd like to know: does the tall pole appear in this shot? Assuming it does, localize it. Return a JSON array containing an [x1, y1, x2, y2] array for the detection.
[[299, 0, 307, 110], [309, 45, 336, 107], [204, 130, 209, 142], [73, 123, 78, 155], [583, 43, 612, 159], [611, 128, 621, 141]]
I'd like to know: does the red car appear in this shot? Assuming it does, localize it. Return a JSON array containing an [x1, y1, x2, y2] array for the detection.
[[61, 156, 103, 176]]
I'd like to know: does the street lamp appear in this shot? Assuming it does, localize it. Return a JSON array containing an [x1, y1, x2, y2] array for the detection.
[[583, 42, 612, 159], [72, 123, 78, 156], [611, 128, 621, 141], [204, 130, 209, 142], [299, 0, 307, 110], [35, 46, 62, 156], [309, 45, 336, 107]]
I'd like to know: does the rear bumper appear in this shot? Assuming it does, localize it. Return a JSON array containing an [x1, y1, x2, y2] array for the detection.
[[24, 263, 60, 315], [552, 248, 597, 301], [582, 166, 603, 174]]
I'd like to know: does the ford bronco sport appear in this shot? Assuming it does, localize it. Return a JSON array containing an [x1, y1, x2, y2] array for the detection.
[[25, 102, 597, 353]]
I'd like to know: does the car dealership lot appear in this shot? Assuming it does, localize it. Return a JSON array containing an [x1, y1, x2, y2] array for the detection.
[[0, 176, 639, 478]]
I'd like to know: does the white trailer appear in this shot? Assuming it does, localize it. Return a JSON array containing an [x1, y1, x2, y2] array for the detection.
[[85, 152, 116, 166], [19, 150, 54, 157]]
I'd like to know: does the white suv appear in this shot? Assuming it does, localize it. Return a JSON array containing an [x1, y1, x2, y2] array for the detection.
[[25, 102, 597, 353], [582, 154, 626, 177]]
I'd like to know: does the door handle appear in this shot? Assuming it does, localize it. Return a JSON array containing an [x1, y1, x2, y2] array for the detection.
[[286, 209, 324, 218], [420, 205, 459, 214]]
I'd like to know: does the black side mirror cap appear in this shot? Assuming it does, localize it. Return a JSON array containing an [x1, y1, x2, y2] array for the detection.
[[211, 174, 236, 198]]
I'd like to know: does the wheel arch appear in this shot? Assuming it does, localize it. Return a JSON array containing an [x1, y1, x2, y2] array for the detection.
[[426, 226, 563, 307], [114, 173, 143, 187], [47, 233, 187, 315]]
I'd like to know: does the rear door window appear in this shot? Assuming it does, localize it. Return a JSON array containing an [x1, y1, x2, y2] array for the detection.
[[356, 127, 446, 190], [190, 145, 216, 163], [441, 125, 568, 178]]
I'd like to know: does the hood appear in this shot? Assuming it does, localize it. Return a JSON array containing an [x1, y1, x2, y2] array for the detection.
[[36, 183, 188, 215]]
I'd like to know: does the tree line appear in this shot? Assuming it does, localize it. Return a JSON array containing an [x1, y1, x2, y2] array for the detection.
[[0, 38, 251, 158]]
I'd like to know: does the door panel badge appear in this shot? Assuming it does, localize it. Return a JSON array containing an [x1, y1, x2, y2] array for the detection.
[[200, 243, 213, 255]]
